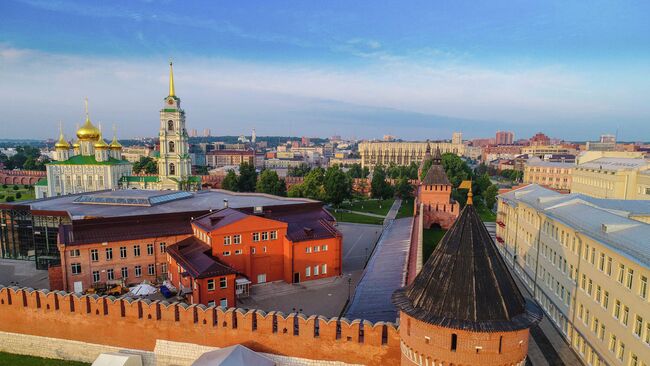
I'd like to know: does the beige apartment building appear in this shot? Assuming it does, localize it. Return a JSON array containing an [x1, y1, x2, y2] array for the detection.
[[524, 158, 574, 191], [521, 145, 577, 158], [497, 185, 650, 366], [358, 139, 465, 168], [571, 155, 650, 200]]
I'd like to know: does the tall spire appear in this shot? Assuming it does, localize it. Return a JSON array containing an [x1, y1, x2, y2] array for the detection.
[[84, 97, 90, 121], [169, 60, 175, 97], [55, 121, 70, 149]]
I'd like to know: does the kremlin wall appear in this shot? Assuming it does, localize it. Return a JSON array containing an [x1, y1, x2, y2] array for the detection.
[[0, 286, 400, 365]]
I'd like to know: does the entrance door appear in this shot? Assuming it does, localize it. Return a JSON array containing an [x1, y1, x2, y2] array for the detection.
[[293, 272, 300, 283], [73, 281, 83, 293], [257, 273, 267, 284]]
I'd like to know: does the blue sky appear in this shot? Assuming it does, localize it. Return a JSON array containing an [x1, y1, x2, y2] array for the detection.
[[1, 0, 649, 140]]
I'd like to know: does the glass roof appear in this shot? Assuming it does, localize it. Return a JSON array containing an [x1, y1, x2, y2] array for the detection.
[[74, 191, 193, 207]]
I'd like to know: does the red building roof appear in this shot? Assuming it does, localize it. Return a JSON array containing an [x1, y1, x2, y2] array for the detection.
[[166, 237, 237, 279]]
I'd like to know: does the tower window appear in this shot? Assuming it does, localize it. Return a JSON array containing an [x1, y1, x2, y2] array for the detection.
[[169, 163, 176, 175], [169, 141, 175, 153], [451, 333, 457, 352], [167, 120, 174, 131]]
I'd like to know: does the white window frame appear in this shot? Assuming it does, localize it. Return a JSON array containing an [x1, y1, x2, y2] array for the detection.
[[207, 279, 215, 291]]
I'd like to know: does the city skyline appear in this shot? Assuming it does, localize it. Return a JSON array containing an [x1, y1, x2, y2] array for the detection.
[[1, 0, 650, 140]]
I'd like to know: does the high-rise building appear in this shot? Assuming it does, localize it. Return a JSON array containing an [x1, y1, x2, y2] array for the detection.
[[204, 128, 211, 137], [251, 128, 256, 143], [495, 131, 514, 145], [452, 132, 463, 145], [190, 128, 198, 137], [601, 134, 616, 144]]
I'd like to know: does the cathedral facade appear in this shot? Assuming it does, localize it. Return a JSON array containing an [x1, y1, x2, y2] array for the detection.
[[36, 103, 131, 199], [36, 63, 199, 199]]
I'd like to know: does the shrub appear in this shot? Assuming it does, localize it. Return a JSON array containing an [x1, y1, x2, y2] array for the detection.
[[2, 184, 7, 189], [15, 192, 22, 199], [5, 196, 14, 202], [13, 185, 19, 190], [0, 195, 4, 199]]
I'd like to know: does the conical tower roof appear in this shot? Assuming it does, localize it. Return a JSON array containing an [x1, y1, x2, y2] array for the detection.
[[421, 146, 449, 185], [392, 204, 542, 331]]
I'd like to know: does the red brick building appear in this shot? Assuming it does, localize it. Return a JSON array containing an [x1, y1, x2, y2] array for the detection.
[[166, 203, 342, 305], [416, 145, 459, 229]]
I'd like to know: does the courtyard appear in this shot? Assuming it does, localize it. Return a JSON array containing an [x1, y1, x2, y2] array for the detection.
[[238, 222, 382, 317]]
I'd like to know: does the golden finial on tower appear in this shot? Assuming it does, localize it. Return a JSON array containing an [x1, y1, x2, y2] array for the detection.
[[55, 121, 70, 149], [459, 180, 473, 205], [110, 123, 122, 149], [169, 59, 175, 97]]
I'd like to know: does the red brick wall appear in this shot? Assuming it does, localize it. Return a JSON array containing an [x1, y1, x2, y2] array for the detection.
[[400, 312, 530, 366], [60, 234, 191, 292], [0, 287, 400, 366], [48, 265, 63, 291]]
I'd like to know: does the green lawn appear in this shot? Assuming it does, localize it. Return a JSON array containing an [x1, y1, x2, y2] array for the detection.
[[338, 198, 395, 216], [0, 185, 35, 203], [395, 198, 414, 219], [422, 227, 447, 262], [328, 209, 384, 225], [477, 206, 496, 222], [0, 352, 89, 366]]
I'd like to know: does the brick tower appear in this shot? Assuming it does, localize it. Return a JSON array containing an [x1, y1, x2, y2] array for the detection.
[[417, 144, 459, 229], [393, 198, 542, 366]]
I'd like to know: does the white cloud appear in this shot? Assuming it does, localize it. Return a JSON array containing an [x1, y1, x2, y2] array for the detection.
[[0, 45, 648, 140]]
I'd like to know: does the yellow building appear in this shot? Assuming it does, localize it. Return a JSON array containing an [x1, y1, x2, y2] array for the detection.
[[571, 156, 650, 200], [358, 140, 465, 168], [497, 184, 650, 366], [521, 145, 577, 157], [524, 158, 574, 191]]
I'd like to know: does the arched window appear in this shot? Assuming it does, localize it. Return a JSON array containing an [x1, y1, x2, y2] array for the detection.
[[167, 120, 174, 131], [169, 163, 176, 175], [169, 141, 175, 153]]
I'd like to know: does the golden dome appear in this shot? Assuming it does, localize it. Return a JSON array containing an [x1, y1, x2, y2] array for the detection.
[[77, 98, 101, 140], [109, 129, 122, 149], [73, 141, 80, 148], [77, 117, 101, 141], [94, 126, 109, 149], [54, 125, 70, 149]]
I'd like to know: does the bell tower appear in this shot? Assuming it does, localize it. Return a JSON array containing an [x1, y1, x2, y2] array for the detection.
[[158, 61, 192, 189]]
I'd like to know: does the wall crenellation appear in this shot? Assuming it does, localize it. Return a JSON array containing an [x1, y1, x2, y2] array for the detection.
[[0, 286, 400, 365]]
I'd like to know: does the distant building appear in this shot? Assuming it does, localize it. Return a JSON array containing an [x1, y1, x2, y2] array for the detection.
[[529, 132, 551, 146], [451, 131, 463, 145], [251, 128, 256, 143], [571, 154, 650, 200], [523, 157, 574, 191], [586, 134, 618, 151], [383, 135, 396, 142], [495, 130, 514, 145], [203, 128, 211, 137], [190, 128, 198, 137], [521, 144, 576, 158], [601, 134, 616, 144], [482, 145, 522, 162], [497, 184, 650, 366], [471, 138, 495, 147], [205, 149, 263, 168], [121, 146, 153, 163], [301, 136, 310, 146], [358, 140, 466, 168]]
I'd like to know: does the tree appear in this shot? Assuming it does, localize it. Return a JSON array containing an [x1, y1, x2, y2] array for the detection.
[[485, 184, 499, 210], [133, 157, 158, 174], [287, 163, 311, 177], [323, 166, 351, 206], [395, 176, 413, 199], [237, 162, 257, 192], [15, 192, 22, 199], [300, 168, 326, 200], [5, 196, 14, 202], [194, 165, 209, 175], [221, 170, 239, 191], [256, 170, 286, 196], [287, 184, 304, 198], [370, 166, 392, 199]]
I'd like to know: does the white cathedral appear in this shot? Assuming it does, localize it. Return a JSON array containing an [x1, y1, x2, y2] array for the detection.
[[36, 62, 198, 199]]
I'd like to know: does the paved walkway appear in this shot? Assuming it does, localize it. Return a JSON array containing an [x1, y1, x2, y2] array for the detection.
[[345, 216, 412, 322], [383, 197, 402, 224], [344, 210, 385, 218], [0, 259, 49, 289]]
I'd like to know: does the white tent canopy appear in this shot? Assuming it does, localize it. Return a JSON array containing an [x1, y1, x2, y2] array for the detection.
[[92, 352, 142, 366], [128, 283, 157, 296], [192, 345, 275, 366]]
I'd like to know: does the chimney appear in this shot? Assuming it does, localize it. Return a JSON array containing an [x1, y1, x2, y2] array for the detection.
[[223, 199, 229, 208]]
